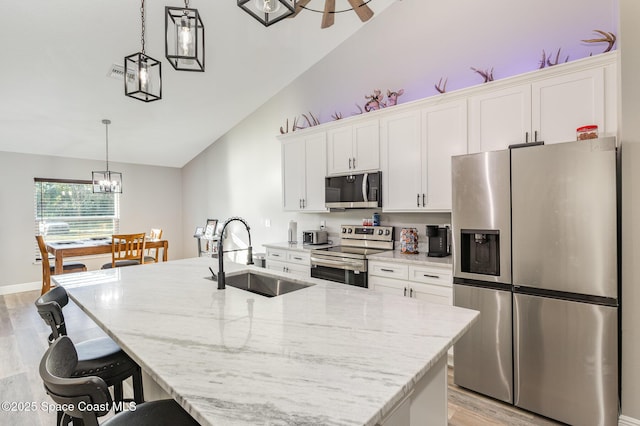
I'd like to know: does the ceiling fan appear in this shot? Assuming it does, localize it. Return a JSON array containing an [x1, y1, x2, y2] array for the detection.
[[290, 0, 375, 29]]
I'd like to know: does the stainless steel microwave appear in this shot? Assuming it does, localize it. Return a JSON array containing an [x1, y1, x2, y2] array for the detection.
[[325, 172, 382, 209]]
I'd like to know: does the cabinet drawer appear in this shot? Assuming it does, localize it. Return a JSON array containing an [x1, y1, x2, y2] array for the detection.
[[369, 262, 409, 280], [266, 248, 287, 262], [408, 265, 452, 287], [286, 251, 310, 265]]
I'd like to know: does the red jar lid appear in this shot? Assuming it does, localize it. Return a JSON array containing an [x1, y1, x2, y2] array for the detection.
[[577, 125, 598, 132]]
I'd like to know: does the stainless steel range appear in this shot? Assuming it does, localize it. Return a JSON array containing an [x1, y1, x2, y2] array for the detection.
[[310, 225, 394, 288]]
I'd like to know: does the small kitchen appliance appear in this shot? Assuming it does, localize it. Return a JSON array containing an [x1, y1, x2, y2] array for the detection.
[[302, 230, 328, 245], [310, 225, 393, 288], [325, 172, 382, 209], [426, 225, 451, 257]]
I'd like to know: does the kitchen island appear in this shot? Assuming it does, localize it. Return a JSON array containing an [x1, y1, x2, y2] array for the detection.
[[53, 257, 478, 425]]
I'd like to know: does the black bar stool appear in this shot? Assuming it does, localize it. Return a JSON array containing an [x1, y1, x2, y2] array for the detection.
[[35, 287, 144, 411], [40, 336, 199, 426]]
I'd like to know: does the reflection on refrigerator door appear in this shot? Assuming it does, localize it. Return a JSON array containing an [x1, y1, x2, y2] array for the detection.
[[514, 293, 619, 426], [453, 284, 512, 403]]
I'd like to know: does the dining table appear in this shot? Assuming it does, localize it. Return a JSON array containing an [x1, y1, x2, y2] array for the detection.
[[46, 238, 169, 275]]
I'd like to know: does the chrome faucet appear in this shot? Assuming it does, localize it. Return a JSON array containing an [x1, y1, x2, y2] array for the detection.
[[215, 217, 254, 290]]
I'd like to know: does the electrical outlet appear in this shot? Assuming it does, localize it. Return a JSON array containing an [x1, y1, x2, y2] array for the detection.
[[320, 220, 326, 229], [265, 219, 271, 228]]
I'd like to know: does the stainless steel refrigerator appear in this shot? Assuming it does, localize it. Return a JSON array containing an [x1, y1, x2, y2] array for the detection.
[[451, 138, 619, 426]]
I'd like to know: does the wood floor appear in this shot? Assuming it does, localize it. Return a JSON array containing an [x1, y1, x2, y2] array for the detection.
[[0, 289, 560, 426]]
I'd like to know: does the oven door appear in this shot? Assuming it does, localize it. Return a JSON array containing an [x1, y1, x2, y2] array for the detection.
[[310, 254, 368, 288]]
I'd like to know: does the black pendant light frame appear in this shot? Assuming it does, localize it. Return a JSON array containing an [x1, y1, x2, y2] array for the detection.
[[125, 0, 162, 102], [165, 2, 205, 72], [92, 119, 123, 194], [237, 0, 296, 27]]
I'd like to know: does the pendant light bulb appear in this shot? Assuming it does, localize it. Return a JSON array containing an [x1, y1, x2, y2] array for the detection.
[[139, 60, 149, 92], [178, 14, 194, 56], [255, 0, 280, 13]]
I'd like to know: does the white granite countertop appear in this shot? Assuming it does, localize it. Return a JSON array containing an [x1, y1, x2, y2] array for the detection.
[[262, 241, 333, 251], [368, 250, 454, 268], [53, 257, 476, 426]]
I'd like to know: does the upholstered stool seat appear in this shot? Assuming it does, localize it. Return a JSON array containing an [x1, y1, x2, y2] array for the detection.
[[35, 287, 144, 408], [40, 336, 198, 426]]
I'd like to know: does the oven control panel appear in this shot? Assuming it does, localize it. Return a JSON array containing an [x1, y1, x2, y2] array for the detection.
[[341, 225, 393, 242]]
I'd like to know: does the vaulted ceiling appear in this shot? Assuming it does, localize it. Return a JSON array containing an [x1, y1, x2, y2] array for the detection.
[[0, 0, 395, 168]]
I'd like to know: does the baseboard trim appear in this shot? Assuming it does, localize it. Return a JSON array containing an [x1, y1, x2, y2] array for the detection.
[[0, 281, 41, 296], [620, 415, 640, 426]]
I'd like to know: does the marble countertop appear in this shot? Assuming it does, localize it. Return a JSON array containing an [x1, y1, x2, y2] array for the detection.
[[368, 250, 454, 268], [262, 241, 334, 251], [53, 257, 477, 426]]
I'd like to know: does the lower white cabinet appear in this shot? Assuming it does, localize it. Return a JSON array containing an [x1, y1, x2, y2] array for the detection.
[[369, 261, 452, 305], [265, 248, 310, 277]]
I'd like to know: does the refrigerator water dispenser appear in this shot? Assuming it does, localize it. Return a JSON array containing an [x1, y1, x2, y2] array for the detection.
[[460, 230, 500, 276]]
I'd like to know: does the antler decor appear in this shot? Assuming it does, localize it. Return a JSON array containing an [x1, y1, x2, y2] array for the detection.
[[540, 49, 569, 68], [280, 117, 302, 134], [435, 77, 448, 94], [331, 112, 343, 121], [582, 30, 617, 53], [301, 112, 320, 128], [471, 67, 494, 83]]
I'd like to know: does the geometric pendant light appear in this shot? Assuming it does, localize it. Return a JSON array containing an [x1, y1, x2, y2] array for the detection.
[[125, 0, 162, 102], [165, 0, 205, 71], [237, 0, 296, 27], [92, 119, 123, 194]]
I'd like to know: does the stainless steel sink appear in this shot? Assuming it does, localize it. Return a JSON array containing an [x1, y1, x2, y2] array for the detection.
[[225, 272, 314, 298]]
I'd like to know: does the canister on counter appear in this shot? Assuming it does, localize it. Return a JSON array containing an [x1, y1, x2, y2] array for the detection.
[[577, 125, 598, 140], [400, 228, 418, 254]]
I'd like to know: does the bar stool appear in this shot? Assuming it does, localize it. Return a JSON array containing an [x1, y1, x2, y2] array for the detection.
[[35, 287, 144, 410], [40, 336, 199, 426]]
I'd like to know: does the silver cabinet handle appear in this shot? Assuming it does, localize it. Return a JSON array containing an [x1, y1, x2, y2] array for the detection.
[[410, 288, 414, 298], [349, 158, 352, 169], [525, 131, 529, 143], [534, 130, 538, 141], [272, 253, 280, 257], [299, 199, 302, 209], [293, 256, 303, 261], [352, 157, 356, 169], [302, 199, 306, 209], [422, 193, 425, 207], [404, 287, 407, 297], [381, 268, 395, 273], [417, 194, 420, 207], [423, 274, 440, 279]]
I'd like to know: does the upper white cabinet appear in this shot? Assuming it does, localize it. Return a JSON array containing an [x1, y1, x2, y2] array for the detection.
[[327, 119, 379, 175], [381, 99, 467, 212], [281, 132, 327, 212], [469, 65, 609, 153]]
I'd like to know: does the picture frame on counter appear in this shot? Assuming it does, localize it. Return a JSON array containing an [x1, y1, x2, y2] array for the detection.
[[204, 219, 218, 239], [194, 226, 204, 237]]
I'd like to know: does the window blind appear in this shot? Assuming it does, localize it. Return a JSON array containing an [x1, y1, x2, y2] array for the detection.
[[34, 178, 120, 258]]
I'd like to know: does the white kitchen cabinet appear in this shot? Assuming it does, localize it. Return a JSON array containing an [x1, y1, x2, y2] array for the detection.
[[265, 247, 310, 277], [327, 119, 379, 175], [381, 100, 467, 212], [369, 261, 453, 305], [281, 132, 327, 212], [469, 66, 607, 153]]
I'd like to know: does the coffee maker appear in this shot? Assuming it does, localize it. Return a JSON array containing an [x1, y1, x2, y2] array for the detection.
[[426, 225, 451, 257]]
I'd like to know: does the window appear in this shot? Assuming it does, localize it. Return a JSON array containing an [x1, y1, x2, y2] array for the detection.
[[34, 178, 120, 255]]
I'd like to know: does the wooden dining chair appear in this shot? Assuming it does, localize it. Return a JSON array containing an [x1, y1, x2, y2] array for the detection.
[[101, 233, 146, 269], [144, 228, 163, 263], [36, 235, 87, 295]]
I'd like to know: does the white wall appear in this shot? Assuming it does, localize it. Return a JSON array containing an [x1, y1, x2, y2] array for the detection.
[[0, 151, 184, 289], [619, 0, 640, 420]]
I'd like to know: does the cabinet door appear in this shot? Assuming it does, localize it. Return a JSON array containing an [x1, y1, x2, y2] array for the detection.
[[369, 275, 408, 297], [303, 133, 328, 211], [282, 139, 305, 211], [532, 67, 605, 144], [352, 120, 380, 172], [410, 282, 452, 305], [327, 126, 353, 175], [266, 259, 288, 273], [381, 110, 423, 211], [423, 100, 468, 211], [468, 84, 532, 153]]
